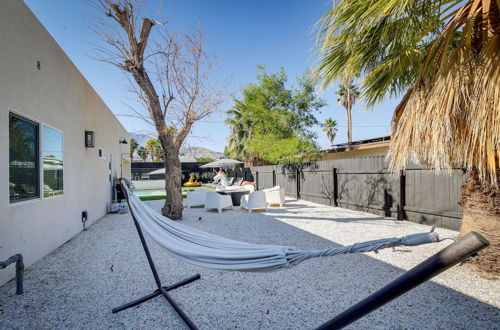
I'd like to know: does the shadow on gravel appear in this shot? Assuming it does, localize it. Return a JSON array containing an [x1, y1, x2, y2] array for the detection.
[[0, 202, 497, 330], [266, 214, 389, 224]]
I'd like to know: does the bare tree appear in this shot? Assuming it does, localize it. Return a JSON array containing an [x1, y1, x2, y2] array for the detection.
[[88, 0, 225, 219]]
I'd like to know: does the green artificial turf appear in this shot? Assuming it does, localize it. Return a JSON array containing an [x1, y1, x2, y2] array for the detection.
[[139, 195, 168, 201], [138, 185, 214, 201], [139, 193, 187, 201]]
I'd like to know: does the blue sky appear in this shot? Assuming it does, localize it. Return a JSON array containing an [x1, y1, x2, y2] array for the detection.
[[25, 0, 400, 153]]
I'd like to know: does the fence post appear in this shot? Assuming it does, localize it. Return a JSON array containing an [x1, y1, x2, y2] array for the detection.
[[272, 169, 276, 187], [333, 168, 338, 207], [398, 171, 406, 220], [256, 171, 259, 190], [296, 167, 300, 199]]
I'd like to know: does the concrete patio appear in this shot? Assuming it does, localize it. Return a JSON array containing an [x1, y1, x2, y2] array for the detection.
[[0, 199, 498, 329]]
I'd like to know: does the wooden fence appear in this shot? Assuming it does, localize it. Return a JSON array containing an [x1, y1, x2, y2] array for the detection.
[[249, 156, 465, 231]]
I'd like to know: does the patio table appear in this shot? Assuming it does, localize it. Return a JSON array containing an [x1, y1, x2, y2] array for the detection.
[[216, 189, 249, 206]]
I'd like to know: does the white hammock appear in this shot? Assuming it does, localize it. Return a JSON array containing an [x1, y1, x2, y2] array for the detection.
[[124, 184, 440, 272]]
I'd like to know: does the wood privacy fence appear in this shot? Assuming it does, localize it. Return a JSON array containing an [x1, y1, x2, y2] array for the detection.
[[249, 155, 465, 231]]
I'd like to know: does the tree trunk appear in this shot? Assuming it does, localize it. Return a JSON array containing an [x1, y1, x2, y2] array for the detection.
[[161, 141, 183, 220], [347, 106, 352, 144], [458, 169, 499, 279]]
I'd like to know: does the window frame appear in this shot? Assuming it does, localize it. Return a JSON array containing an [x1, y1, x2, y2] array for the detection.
[[8, 109, 65, 205], [8, 111, 40, 204], [41, 123, 64, 200]]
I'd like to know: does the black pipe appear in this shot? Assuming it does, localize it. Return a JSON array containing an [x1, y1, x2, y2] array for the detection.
[[316, 232, 489, 330], [0, 254, 24, 294]]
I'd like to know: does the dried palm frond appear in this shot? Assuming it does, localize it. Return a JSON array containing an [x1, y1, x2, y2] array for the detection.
[[389, 0, 500, 186]]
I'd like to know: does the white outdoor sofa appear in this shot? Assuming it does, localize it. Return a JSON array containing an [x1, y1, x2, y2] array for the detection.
[[240, 190, 267, 213], [185, 188, 207, 208], [204, 191, 233, 213], [263, 186, 286, 207]]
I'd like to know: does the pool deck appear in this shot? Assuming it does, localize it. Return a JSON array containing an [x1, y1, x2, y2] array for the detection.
[[0, 198, 498, 329]]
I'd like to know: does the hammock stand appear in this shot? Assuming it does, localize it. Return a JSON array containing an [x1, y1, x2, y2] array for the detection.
[[112, 180, 444, 329], [112, 181, 201, 330]]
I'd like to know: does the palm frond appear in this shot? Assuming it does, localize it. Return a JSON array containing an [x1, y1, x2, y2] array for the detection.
[[389, 0, 500, 186]]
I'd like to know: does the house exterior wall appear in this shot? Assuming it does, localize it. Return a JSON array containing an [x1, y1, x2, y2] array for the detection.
[[0, 0, 130, 286]]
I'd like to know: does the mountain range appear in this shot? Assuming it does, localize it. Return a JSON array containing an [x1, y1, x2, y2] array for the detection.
[[129, 132, 223, 159]]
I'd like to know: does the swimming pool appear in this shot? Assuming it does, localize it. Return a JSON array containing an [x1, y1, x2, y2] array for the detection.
[[133, 189, 166, 197]]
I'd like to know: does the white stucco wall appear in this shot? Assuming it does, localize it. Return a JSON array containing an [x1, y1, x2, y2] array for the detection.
[[0, 0, 131, 286]]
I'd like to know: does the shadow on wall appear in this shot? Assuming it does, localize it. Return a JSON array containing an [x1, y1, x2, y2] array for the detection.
[[338, 173, 396, 217], [281, 161, 320, 182]]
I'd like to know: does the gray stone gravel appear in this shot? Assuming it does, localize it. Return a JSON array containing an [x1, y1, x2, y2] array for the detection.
[[0, 198, 498, 330]]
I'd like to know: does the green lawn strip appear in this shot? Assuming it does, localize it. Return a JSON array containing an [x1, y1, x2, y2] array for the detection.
[[139, 195, 167, 201], [139, 193, 187, 201], [138, 185, 214, 201]]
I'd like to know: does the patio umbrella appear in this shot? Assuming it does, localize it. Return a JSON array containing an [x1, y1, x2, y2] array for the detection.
[[199, 158, 243, 169], [147, 168, 165, 175]]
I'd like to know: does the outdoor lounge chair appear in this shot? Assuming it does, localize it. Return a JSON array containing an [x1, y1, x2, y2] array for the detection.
[[185, 190, 207, 208], [243, 184, 255, 192], [204, 191, 233, 213], [263, 186, 285, 207], [240, 190, 267, 213]]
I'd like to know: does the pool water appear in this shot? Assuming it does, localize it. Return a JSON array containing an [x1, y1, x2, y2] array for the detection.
[[133, 190, 166, 197]]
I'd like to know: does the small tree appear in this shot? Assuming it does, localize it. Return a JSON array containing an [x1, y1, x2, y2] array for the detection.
[[137, 146, 148, 161], [89, 0, 225, 219], [225, 67, 326, 165], [322, 118, 338, 146], [196, 157, 214, 163], [129, 138, 138, 158]]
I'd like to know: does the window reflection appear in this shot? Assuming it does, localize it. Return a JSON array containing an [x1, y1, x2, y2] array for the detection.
[[9, 113, 39, 202], [43, 126, 64, 197]]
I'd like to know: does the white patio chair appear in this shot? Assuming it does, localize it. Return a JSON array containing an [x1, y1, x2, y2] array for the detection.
[[185, 190, 207, 208], [243, 184, 255, 193], [204, 191, 233, 213], [263, 186, 285, 207], [240, 191, 267, 213]]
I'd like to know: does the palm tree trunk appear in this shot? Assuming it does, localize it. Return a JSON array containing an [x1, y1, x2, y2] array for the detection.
[[161, 139, 184, 220], [459, 169, 499, 279], [347, 106, 352, 144]]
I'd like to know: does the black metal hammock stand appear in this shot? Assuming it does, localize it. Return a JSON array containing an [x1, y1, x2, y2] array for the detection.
[[113, 180, 489, 330], [112, 184, 200, 329]]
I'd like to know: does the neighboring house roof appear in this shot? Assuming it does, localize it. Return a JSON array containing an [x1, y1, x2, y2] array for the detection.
[[324, 136, 391, 153], [130, 156, 198, 163]]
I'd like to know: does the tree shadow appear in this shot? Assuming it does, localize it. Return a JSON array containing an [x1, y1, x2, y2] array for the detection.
[[0, 202, 497, 330], [338, 173, 397, 217]]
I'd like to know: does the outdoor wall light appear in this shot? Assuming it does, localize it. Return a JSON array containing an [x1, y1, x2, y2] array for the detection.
[[119, 139, 128, 144], [85, 131, 95, 148]]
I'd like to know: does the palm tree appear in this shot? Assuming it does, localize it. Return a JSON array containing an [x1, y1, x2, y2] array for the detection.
[[137, 146, 148, 161], [335, 78, 359, 143], [145, 139, 163, 161], [315, 0, 499, 275], [225, 101, 254, 162], [322, 118, 338, 146], [129, 138, 138, 158]]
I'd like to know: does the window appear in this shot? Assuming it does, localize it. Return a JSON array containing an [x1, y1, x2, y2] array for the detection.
[[9, 113, 39, 202], [42, 126, 63, 197]]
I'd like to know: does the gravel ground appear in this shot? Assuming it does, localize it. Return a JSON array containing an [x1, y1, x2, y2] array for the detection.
[[0, 198, 498, 329]]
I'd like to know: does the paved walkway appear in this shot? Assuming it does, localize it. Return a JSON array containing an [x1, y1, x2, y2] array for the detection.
[[0, 199, 498, 329]]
